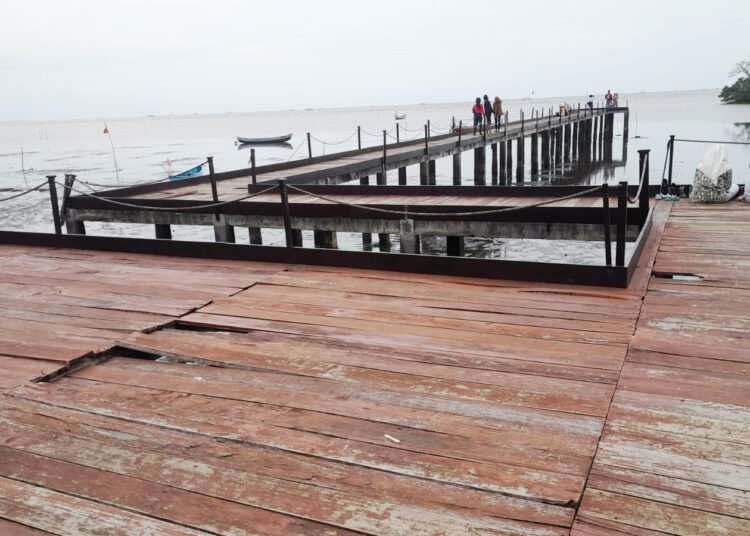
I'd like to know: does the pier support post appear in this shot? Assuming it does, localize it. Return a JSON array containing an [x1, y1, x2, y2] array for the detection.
[[491, 143, 498, 183], [564, 124, 571, 163], [378, 233, 391, 252], [420, 162, 429, 185], [213, 216, 236, 244], [65, 218, 86, 235], [377, 171, 386, 186], [554, 128, 562, 167], [541, 131, 549, 172], [616, 181, 628, 267], [428, 160, 436, 185], [398, 167, 407, 186], [604, 113, 614, 163], [314, 230, 338, 249], [292, 229, 303, 247], [572, 122, 579, 161], [530, 134, 539, 177], [446, 236, 465, 257], [154, 224, 172, 239], [399, 220, 420, 254], [248, 227, 262, 245], [474, 147, 486, 185], [360, 175, 372, 247], [498, 141, 507, 183], [505, 139, 513, 177], [516, 136, 525, 182], [452, 153, 461, 185]]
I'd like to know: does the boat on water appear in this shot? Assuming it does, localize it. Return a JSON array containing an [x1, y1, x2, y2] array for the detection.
[[236, 134, 292, 145], [236, 141, 292, 150], [168, 163, 204, 181], [394, 112, 406, 120]]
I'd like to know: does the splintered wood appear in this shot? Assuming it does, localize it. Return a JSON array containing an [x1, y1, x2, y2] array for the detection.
[[0, 200, 748, 534]]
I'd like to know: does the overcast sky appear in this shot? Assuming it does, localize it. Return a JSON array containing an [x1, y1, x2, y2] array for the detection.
[[2, 0, 748, 121]]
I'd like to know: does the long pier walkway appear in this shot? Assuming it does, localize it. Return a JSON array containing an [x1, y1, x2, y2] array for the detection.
[[0, 199, 747, 534]]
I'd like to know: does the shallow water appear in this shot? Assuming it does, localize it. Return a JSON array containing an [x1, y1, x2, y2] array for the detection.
[[1, 89, 747, 263]]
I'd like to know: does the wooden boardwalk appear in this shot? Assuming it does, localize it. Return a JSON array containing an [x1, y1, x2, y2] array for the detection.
[[0, 200, 748, 534]]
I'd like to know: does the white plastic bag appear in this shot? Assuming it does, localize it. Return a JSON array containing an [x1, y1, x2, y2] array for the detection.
[[689, 144, 734, 203]]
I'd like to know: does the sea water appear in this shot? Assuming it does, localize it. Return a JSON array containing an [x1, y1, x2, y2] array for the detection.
[[1, 89, 748, 262]]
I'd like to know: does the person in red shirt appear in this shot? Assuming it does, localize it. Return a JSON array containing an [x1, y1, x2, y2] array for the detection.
[[472, 97, 483, 134]]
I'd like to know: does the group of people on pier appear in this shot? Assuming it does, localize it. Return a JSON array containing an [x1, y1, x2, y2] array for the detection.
[[472, 95, 503, 134]]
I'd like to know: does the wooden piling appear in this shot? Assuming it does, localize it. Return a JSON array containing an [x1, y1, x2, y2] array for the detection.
[[360, 176, 372, 247], [428, 160, 436, 185], [398, 167, 407, 186], [572, 122, 578, 161], [474, 147, 486, 185], [516, 136, 525, 182], [419, 162, 429, 185], [505, 139, 512, 177], [491, 143, 498, 182], [314, 230, 338, 249], [377, 171, 386, 186], [564, 124, 571, 163], [452, 153, 461, 185], [530, 133, 539, 177], [541, 131, 549, 171], [446, 236, 465, 257], [154, 224, 172, 239], [248, 227, 262, 245], [498, 140, 507, 183]]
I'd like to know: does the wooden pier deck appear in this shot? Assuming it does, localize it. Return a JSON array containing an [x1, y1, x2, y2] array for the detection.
[[0, 200, 748, 534]]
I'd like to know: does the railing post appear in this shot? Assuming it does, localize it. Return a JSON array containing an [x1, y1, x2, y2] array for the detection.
[[452, 116, 456, 131], [396, 123, 400, 143], [616, 181, 628, 267], [424, 125, 429, 154], [382, 130, 387, 176], [602, 183, 612, 266], [427, 120, 431, 139], [59, 173, 75, 227], [307, 133, 312, 159], [250, 148, 257, 185], [207, 156, 219, 219], [638, 149, 650, 215], [667, 134, 675, 188], [357, 126, 361, 150], [46, 175, 61, 235], [457, 120, 462, 147], [278, 180, 294, 248]]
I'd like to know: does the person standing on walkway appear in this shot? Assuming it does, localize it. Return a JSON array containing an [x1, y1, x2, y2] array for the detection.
[[483, 95, 493, 133], [472, 97, 484, 135], [492, 96, 503, 130], [605, 90, 613, 109]]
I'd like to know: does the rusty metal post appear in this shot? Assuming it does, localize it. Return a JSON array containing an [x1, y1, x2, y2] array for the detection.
[[602, 183, 612, 266], [250, 148, 257, 185], [46, 175, 61, 235], [667, 135, 675, 188], [638, 149, 650, 215], [278, 180, 294, 248], [616, 181, 628, 266]]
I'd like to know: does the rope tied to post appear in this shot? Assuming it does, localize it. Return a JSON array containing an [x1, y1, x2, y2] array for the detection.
[[627, 152, 649, 204], [284, 183, 603, 218], [58, 181, 279, 212], [0, 180, 48, 203]]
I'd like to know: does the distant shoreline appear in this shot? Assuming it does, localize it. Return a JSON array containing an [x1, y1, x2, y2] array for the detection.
[[0, 88, 723, 125]]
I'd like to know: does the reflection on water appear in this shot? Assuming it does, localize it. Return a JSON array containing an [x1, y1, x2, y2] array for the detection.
[[733, 122, 750, 142]]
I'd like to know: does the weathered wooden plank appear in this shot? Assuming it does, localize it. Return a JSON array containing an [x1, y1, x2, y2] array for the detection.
[[577, 488, 750, 535], [118, 329, 616, 416], [0, 412, 568, 535], [0, 446, 351, 536], [0, 476, 210, 536], [0, 396, 575, 528]]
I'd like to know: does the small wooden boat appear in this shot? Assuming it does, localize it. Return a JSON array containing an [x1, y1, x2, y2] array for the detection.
[[168, 163, 204, 181], [394, 112, 406, 120], [237, 134, 292, 145], [237, 141, 292, 150]]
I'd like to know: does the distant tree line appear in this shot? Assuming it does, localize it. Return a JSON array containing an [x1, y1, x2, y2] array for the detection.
[[720, 58, 750, 104]]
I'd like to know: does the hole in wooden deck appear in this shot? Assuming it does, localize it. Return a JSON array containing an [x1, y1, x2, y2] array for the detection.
[[653, 272, 704, 281]]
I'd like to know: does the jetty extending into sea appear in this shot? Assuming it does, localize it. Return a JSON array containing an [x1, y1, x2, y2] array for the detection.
[[0, 105, 748, 534]]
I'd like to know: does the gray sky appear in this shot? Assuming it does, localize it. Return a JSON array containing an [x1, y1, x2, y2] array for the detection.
[[2, 0, 748, 121]]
